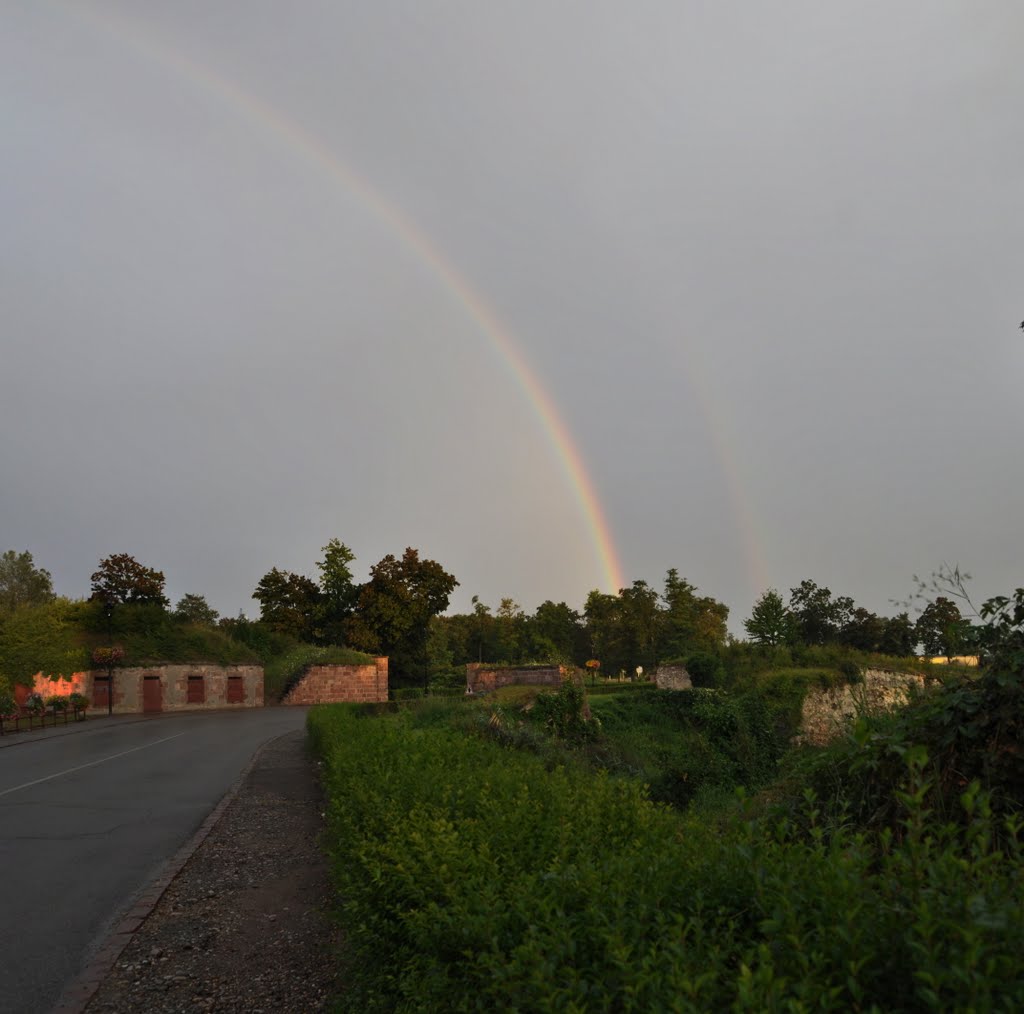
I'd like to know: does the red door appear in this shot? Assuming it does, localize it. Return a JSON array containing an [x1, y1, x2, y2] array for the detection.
[[143, 676, 163, 713], [93, 678, 110, 710]]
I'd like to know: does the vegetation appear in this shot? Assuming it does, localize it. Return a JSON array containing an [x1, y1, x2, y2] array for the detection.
[[306, 578, 1024, 1009], [0, 550, 55, 614]]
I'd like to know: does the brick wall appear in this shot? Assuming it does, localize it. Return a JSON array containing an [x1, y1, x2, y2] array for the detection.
[[282, 658, 389, 705], [465, 664, 566, 694]]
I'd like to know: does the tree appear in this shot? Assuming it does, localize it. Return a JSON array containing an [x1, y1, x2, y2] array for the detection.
[[315, 539, 359, 644], [659, 569, 729, 658], [530, 600, 583, 664], [916, 596, 964, 659], [172, 593, 219, 626], [878, 612, 917, 656], [90, 553, 168, 607], [252, 567, 321, 640], [346, 548, 458, 686], [840, 607, 886, 652], [744, 589, 792, 646], [494, 597, 526, 663], [789, 580, 850, 645], [0, 550, 55, 614]]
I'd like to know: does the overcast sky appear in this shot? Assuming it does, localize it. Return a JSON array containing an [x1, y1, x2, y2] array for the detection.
[[3, 1, 1021, 630]]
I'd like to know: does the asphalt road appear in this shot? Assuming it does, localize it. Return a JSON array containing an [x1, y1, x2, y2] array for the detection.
[[0, 708, 309, 1014]]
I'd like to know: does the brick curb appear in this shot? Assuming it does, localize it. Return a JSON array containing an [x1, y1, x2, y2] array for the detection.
[[52, 730, 295, 1013]]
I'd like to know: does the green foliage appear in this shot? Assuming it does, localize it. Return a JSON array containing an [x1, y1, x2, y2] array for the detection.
[[79, 600, 259, 666], [172, 593, 219, 626], [315, 539, 359, 644], [590, 688, 780, 807], [69, 691, 88, 711], [685, 650, 724, 688], [90, 553, 168, 606], [0, 677, 15, 715], [263, 644, 376, 701], [529, 678, 601, 743], [44, 694, 69, 711], [916, 595, 964, 657], [743, 588, 791, 646], [310, 705, 1024, 1011], [0, 550, 55, 614], [0, 599, 90, 685], [252, 567, 321, 640], [346, 548, 458, 686]]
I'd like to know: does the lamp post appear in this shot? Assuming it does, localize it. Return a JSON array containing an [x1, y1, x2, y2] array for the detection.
[[104, 598, 114, 716]]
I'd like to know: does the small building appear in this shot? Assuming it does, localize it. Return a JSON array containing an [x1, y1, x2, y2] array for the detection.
[[31, 665, 264, 714]]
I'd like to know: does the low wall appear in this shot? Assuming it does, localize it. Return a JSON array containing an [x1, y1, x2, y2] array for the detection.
[[282, 658, 389, 705], [466, 664, 566, 694], [798, 667, 928, 746], [654, 665, 693, 691], [30, 666, 264, 713]]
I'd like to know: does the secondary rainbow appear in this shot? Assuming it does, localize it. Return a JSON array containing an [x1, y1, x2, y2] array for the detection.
[[66, 2, 626, 594]]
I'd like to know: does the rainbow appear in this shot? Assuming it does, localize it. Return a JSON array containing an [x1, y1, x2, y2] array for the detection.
[[61, 2, 626, 594]]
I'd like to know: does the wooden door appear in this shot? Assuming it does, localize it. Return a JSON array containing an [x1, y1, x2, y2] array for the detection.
[[93, 677, 110, 710], [143, 675, 163, 713]]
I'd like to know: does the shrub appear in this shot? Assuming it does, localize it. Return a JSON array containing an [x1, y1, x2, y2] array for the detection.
[[69, 692, 88, 712], [44, 695, 69, 712], [686, 650, 724, 688], [0, 678, 15, 716], [309, 704, 1024, 1011]]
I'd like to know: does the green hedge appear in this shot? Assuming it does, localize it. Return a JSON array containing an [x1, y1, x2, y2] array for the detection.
[[309, 704, 1024, 1012]]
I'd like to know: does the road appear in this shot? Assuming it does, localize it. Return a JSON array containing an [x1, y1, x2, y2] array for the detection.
[[0, 708, 309, 1014]]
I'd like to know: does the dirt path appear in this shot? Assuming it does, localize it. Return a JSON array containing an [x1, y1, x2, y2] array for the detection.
[[81, 729, 342, 1013]]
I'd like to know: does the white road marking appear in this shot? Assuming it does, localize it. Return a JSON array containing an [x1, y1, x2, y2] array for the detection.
[[0, 732, 188, 798]]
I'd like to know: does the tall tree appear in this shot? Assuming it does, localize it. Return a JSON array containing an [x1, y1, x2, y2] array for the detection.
[[0, 550, 55, 614], [252, 567, 321, 640], [660, 569, 729, 657], [315, 539, 359, 645], [744, 588, 792, 646], [90, 553, 168, 607], [346, 548, 458, 686], [494, 597, 526, 663], [916, 596, 964, 659]]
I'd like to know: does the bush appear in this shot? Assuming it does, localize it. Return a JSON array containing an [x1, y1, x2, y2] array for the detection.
[[309, 704, 1024, 1011], [686, 650, 724, 688], [0, 678, 15, 716]]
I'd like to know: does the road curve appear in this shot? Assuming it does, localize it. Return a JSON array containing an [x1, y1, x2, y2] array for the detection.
[[0, 707, 308, 1014]]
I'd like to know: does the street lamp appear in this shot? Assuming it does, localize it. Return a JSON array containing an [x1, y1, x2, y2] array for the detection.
[[104, 597, 114, 716]]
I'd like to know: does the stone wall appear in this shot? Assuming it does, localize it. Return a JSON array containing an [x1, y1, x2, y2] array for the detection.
[[30, 666, 264, 714], [466, 664, 566, 694], [281, 658, 389, 705], [797, 667, 928, 746], [654, 665, 693, 691]]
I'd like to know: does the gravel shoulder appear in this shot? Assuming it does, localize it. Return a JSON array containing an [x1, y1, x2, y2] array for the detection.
[[82, 729, 343, 1013]]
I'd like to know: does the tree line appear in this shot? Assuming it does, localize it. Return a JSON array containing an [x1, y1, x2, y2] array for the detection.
[[0, 545, 981, 691]]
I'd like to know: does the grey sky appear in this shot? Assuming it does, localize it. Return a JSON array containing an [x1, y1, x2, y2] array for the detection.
[[3, 1, 1021, 630]]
